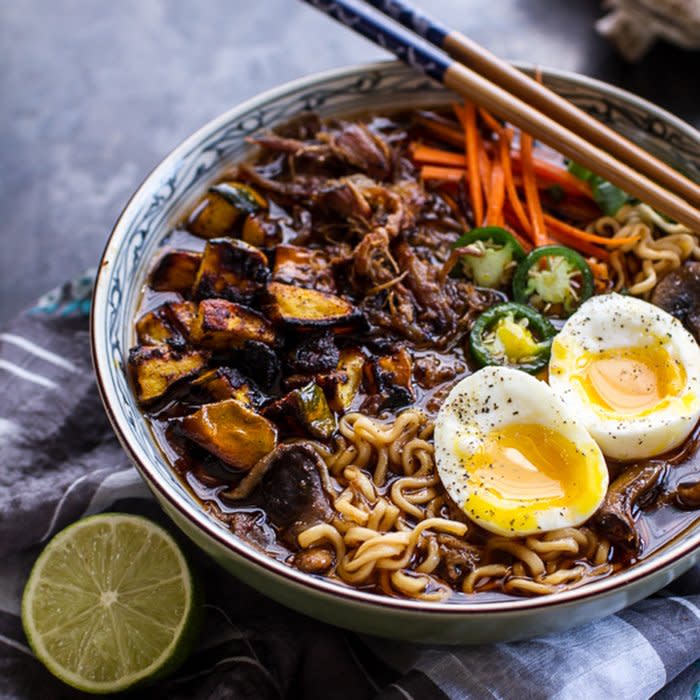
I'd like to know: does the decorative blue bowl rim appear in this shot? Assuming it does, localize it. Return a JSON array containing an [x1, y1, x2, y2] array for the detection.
[[91, 59, 700, 615]]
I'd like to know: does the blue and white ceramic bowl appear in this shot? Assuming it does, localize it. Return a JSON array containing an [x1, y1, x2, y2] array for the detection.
[[91, 61, 700, 643]]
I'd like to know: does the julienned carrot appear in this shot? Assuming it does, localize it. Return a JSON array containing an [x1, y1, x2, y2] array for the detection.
[[420, 165, 467, 183], [478, 107, 503, 135], [521, 132, 547, 247], [506, 226, 533, 252], [411, 144, 465, 168], [544, 214, 640, 247], [411, 141, 593, 199], [478, 137, 492, 201], [500, 129, 532, 238], [548, 231, 610, 262], [414, 114, 465, 148], [510, 156, 593, 199], [455, 103, 484, 227], [486, 158, 505, 227]]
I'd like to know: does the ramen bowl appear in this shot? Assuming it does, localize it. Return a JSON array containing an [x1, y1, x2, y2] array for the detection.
[[91, 61, 700, 644]]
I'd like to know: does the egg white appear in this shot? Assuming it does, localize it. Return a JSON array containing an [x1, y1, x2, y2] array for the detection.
[[434, 366, 608, 537], [548, 293, 700, 461]]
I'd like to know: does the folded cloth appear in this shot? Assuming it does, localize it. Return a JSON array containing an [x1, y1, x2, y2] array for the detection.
[[597, 0, 700, 62], [1, 273, 700, 700]]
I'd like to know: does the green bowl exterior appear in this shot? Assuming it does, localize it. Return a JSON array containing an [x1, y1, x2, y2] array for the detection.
[[91, 60, 700, 644]]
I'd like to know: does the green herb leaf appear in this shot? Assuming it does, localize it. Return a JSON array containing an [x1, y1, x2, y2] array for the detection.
[[566, 161, 630, 216]]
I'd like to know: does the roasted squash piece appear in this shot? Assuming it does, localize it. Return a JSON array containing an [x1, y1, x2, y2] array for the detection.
[[190, 299, 275, 350], [129, 345, 209, 404], [364, 347, 414, 411], [187, 182, 267, 239], [265, 281, 363, 331], [135, 308, 180, 346], [135, 301, 198, 347], [263, 381, 336, 440], [242, 213, 279, 248], [180, 398, 277, 471], [193, 238, 270, 303], [332, 348, 365, 411], [272, 245, 336, 292], [191, 366, 264, 409], [150, 250, 202, 293], [211, 182, 267, 215], [166, 300, 197, 338]]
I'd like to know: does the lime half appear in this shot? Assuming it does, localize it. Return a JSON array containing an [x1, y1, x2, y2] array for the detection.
[[22, 513, 200, 694]]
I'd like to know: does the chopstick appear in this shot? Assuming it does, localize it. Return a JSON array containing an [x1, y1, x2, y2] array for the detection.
[[364, 0, 700, 211], [300, 0, 700, 232]]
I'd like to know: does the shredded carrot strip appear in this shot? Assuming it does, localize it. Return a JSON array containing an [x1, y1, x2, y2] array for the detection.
[[520, 132, 547, 246], [478, 107, 503, 134], [510, 156, 593, 199], [414, 114, 465, 148], [500, 129, 532, 239], [410, 141, 591, 200], [455, 103, 484, 227], [587, 259, 609, 280], [547, 229, 610, 261], [544, 214, 640, 247], [420, 165, 467, 183], [506, 225, 533, 252], [411, 144, 465, 168], [478, 137, 492, 201], [486, 158, 505, 227]]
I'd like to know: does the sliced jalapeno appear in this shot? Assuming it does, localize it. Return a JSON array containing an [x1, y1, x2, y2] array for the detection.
[[452, 227, 526, 289], [512, 245, 594, 317], [469, 302, 557, 374]]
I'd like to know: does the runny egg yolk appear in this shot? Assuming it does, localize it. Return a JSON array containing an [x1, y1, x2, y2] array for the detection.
[[577, 345, 685, 417], [460, 423, 602, 534]]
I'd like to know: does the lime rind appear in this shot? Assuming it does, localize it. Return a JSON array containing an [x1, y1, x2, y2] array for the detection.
[[22, 513, 200, 694]]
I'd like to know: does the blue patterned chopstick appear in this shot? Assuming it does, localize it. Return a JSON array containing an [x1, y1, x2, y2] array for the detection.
[[361, 0, 450, 48], [354, 0, 700, 212], [300, 0, 450, 82]]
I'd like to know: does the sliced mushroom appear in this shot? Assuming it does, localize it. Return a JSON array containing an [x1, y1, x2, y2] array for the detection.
[[595, 463, 666, 552], [651, 262, 700, 341], [675, 479, 700, 509], [436, 534, 480, 583], [261, 443, 332, 533]]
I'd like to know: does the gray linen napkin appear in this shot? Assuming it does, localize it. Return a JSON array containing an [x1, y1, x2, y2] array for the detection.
[[1, 273, 700, 700]]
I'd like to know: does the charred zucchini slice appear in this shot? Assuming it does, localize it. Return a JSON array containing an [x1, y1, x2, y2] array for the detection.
[[190, 299, 276, 351], [187, 182, 267, 239], [150, 250, 202, 293], [264, 381, 336, 440], [193, 238, 270, 304], [191, 366, 265, 408], [180, 398, 277, 471], [272, 245, 336, 292], [129, 345, 209, 404], [265, 281, 363, 331], [365, 347, 414, 411]]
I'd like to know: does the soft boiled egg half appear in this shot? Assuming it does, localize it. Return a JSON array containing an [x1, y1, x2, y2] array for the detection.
[[549, 293, 700, 461], [434, 366, 608, 537]]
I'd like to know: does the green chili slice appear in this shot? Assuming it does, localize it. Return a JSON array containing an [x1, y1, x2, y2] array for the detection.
[[452, 227, 526, 289], [512, 245, 594, 317], [469, 302, 557, 374]]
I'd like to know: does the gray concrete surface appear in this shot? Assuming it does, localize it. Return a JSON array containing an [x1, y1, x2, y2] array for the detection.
[[2, 0, 700, 323]]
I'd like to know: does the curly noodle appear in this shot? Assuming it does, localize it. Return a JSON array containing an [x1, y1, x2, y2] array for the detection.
[[592, 203, 700, 297], [296, 411, 615, 599]]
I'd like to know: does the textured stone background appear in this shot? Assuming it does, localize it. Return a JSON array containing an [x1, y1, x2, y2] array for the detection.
[[3, 0, 700, 323]]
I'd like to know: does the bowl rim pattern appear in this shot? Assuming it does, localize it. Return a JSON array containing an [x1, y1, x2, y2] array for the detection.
[[91, 59, 700, 616]]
